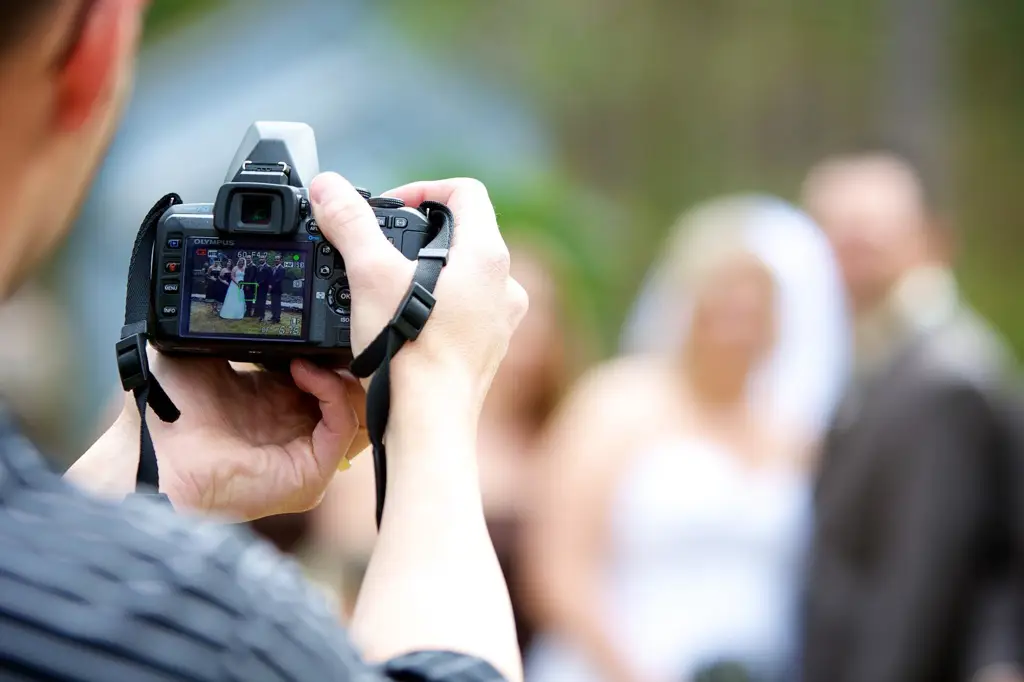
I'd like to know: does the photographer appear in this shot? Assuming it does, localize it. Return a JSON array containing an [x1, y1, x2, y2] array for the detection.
[[0, 2, 526, 681]]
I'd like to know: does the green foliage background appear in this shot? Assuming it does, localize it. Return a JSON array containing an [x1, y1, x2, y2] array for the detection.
[[144, 0, 1024, 358]]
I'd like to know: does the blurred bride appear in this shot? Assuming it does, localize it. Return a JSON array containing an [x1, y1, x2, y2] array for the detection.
[[219, 256, 247, 320], [523, 196, 850, 682]]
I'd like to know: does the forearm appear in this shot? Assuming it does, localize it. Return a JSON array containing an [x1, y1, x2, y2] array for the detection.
[[64, 401, 137, 499], [351, 374, 522, 682]]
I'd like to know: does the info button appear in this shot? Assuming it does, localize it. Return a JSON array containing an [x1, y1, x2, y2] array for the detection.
[[161, 306, 178, 317]]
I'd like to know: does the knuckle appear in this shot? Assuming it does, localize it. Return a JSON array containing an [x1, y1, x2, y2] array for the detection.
[[298, 488, 326, 513], [482, 245, 512, 277], [452, 177, 490, 198], [508, 279, 530, 323], [317, 196, 362, 236]]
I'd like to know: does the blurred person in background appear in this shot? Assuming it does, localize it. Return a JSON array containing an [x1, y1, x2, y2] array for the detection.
[[307, 240, 579, 646], [799, 151, 1023, 682], [523, 196, 848, 682]]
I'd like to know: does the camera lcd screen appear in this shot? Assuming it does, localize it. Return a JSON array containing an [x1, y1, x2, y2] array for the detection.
[[182, 239, 311, 340]]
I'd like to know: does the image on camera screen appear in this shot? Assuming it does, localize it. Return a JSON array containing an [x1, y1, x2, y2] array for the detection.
[[183, 240, 309, 339]]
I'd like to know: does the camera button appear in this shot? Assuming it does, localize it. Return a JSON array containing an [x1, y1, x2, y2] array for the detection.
[[393, 217, 408, 229], [164, 261, 181, 274], [317, 264, 333, 278]]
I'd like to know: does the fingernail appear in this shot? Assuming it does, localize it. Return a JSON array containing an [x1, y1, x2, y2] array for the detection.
[[310, 175, 330, 205], [309, 173, 337, 204], [337, 456, 352, 472]]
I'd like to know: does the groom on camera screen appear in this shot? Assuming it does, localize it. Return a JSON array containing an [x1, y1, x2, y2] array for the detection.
[[253, 256, 270, 321], [268, 255, 286, 324]]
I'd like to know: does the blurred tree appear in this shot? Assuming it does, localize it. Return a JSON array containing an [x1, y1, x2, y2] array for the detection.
[[144, 0, 223, 41], [386, 0, 1024, 360]]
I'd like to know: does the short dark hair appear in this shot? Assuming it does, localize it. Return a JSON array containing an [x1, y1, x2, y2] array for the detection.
[[0, 2, 61, 56]]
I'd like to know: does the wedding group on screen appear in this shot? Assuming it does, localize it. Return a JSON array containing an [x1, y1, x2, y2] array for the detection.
[[204, 254, 288, 323]]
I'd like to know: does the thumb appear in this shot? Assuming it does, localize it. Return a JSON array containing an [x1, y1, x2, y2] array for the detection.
[[310, 172, 402, 279]]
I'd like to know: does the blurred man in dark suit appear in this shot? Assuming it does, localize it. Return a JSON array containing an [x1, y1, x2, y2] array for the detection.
[[799, 151, 1023, 682]]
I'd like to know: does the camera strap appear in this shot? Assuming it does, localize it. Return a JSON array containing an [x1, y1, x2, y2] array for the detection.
[[116, 193, 184, 497], [349, 200, 454, 528]]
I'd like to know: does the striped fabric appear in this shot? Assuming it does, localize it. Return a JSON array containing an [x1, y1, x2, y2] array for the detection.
[[0, 410, 505, 682]]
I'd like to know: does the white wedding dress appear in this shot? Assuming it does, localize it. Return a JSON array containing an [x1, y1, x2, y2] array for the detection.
[[525, 437, 810, 682], [219, 268, 246, 320]]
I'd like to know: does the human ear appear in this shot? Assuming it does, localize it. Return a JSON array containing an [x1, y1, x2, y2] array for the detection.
[[54, 0, 140, 132]]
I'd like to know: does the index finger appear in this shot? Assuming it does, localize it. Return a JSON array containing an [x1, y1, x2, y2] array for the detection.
[[383, 178, 501, 255]]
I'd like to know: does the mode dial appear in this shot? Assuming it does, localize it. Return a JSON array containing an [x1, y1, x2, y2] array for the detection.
[[368, 197, 405, 210]]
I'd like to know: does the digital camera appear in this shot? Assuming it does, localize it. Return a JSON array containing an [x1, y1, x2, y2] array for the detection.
[[149, 122, 439, 366]]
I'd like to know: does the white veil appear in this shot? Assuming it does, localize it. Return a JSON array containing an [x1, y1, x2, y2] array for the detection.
[[620, 195, 851, 440]]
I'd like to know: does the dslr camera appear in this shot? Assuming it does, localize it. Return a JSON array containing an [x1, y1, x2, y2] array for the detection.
[[148, 122, 439, 366]]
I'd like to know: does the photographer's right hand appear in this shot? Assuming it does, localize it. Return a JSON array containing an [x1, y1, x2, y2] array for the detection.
[[310, 174, 527, 681], [310, 173, 529, 416]]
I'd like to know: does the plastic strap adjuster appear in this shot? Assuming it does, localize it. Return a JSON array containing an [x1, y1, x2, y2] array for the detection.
[[116, 330, 150, 392], [390, 282, 436, 342], [418, 247, 450, 266]]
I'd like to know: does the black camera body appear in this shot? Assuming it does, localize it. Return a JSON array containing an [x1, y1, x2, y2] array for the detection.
[[149, 122, 436, 366]]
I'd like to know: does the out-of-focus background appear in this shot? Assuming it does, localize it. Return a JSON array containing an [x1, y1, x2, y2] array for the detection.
[[4, 1, 1024, 680], [7, 0, 1020, 458]]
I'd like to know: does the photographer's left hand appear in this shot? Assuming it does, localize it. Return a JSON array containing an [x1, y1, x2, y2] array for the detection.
[[67, 351, 368, 521]]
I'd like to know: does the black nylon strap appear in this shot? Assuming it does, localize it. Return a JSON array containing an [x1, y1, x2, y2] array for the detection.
[[118, 194, 183, 492], [350, 201, 454, 528]]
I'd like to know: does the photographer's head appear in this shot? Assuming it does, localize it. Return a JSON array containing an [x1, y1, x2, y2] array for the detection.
[[0, 0, 148, 300]]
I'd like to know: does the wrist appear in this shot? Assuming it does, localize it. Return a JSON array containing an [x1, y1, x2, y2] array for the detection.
[[65, 405, 138, 500], [386, 357, 481, 463]]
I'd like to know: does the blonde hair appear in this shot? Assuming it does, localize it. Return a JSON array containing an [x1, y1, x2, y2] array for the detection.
[[658, 196, 773, 295]]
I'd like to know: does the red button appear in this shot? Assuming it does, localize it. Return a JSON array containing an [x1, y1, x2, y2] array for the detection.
[[165, 261, 180, 273]]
